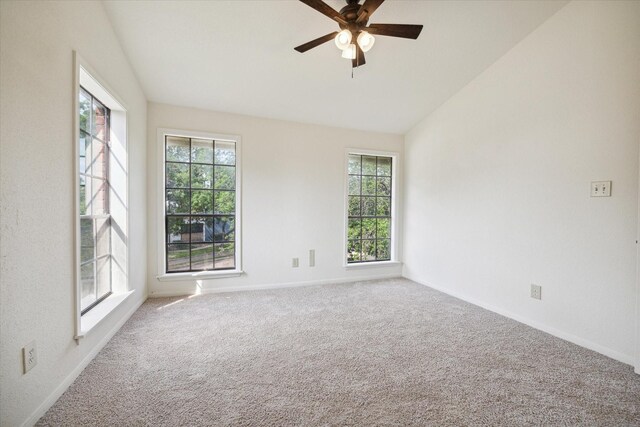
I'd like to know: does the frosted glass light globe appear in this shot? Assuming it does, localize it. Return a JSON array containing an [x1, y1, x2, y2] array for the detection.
[[357, 31, 375, 52], [335, 30, 352, 50], [341, 44, 356, 59]]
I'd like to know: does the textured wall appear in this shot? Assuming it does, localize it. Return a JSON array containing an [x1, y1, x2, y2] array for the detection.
[[403, 1, 640, 366], [0, 2, 147, 425]]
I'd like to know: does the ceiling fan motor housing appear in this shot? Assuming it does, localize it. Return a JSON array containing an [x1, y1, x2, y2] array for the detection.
[[339, 2, 369, 34]]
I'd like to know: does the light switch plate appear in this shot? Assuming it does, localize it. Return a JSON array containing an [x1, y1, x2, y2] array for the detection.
[[591, 181, 611, 197]]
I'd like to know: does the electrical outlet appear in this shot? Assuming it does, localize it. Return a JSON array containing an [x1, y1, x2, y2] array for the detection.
[[22, 341, 37, 374], [591, 181, 612, 197], [309, 249, 315, 267], [292, 258, 299, 268], [530, 284, 542, 300]]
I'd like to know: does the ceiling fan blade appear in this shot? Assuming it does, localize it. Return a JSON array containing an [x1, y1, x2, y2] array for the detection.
[[294, 31, 339, 53], [352, 43, 366, 68], [366, 23, 424, 39], [357, 0, 385, 21], [298, 0, 347, 25]]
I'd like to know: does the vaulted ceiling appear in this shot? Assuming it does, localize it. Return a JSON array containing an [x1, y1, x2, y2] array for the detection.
[[103, 0, 568, 134]]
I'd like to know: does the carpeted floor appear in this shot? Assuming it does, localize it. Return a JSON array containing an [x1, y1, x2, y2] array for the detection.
[[38, 278, 640, 426]]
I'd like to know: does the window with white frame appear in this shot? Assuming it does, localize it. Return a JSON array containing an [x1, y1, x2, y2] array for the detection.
[[78, 87, 112, 313], [74, 57, 129, 338], [346, 152, 395, 264], [162, 133, 240, 273]]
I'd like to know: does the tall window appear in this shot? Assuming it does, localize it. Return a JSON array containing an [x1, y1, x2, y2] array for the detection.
[[164, 136, 237, 272], [79, 87, 111, 313], [346, 153, 393, 263]]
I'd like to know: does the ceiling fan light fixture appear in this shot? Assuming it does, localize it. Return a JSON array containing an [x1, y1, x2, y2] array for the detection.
[[341, 44, 356, 59], [357, 31, 375, 52], [334, 29, 352, 50]]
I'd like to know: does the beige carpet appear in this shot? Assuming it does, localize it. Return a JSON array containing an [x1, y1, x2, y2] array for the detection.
[[38, 278, 640, 426]]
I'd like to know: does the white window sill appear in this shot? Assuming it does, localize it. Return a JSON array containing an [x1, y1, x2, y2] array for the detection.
[[156, 270, 244, 282], [344, 261, 402, 269], [76, 290, 135, 339]]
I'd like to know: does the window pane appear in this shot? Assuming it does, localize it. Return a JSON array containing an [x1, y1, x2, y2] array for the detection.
[[362, 197, 376, 216], [214, 166, 235, 190], [166, 163, 190, 188], [348, 155, 361, 175], [92, 101, 108, 140], [348, 196, 361, 216], [376, 197, 390, 217], [191, 138, 213, 163], [377, 218, 390, 239], [91, 139, 107, 178], [79, 133, 89, 171], [376, 239, 391, 260], [90, 178, 108, 215], [214, 191, 235, 214], [96, 256, 111, 298], [362, 156, 376, 175], [214, 243, 235, 269], [348, 219, 361, 240], [190, 217, 213, 243], [362, 176, 376, 196], [80, 262, 96, 311], [191, 190, 213, 214], [167, 216, 190, 243], [78, 88, 111, 314], [79, 157, 86, 179], [377, 177, 391, 197], [362, 240, 375, 261], [348, 175, 360, 195], [80, 218, 95, 263], [377, 157, 391, 176], [165, 135, 238, 273], [191, 243, 214, 270], [96, 217, 110, 257], [79, 90, 91, 133], [166, 189, 190, 214], [191, 164, 213, 189], [215, 141, 235, 165], [167, 244, 190, 272], [362, 218, 376, 239], [213, 216, 235, 242], [166, 136, 190, 162], [347, 240, 361, 262], [79, 178, 87, 215], [346, 154, 392, 264], [80, 133, 91, 176]]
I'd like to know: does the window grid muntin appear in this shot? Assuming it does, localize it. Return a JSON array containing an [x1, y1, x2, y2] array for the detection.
[[347, 154, 392, 263], [165, 136, 236, 273], [79, 86, 112, 315]]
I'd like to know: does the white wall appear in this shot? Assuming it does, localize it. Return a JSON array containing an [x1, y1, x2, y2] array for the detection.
[[0, 2, 147, 425], [404, 0, 640, 366], [147, 103, 403, 296]]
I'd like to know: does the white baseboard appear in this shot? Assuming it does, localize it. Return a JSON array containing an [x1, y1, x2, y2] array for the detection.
[[405, 274, 636, 367], [21, 296, 146, 427], [150, 273, 402, 298]]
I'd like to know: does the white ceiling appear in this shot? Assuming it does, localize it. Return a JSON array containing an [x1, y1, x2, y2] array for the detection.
[[103, 0, 567, 134]]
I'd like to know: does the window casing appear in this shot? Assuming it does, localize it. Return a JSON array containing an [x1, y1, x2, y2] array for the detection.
[[78, 87, 112, 314], [346, 153, 394, 264], [163, 135, 238, 273]]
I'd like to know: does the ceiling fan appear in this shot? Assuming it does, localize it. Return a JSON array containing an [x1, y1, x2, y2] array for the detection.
[[294, 0, 423, 68]]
